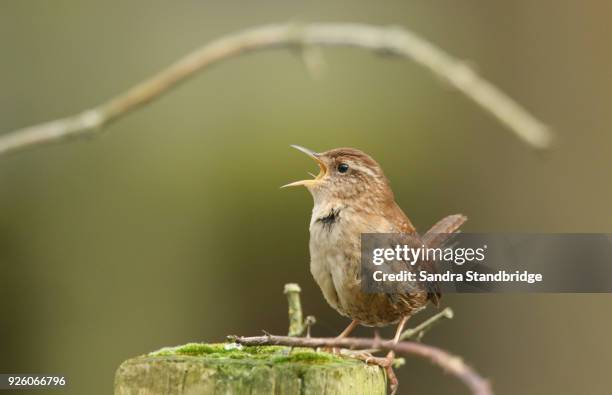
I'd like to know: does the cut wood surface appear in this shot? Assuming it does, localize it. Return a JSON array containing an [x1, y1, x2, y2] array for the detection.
[[114, 343, 386, 395]]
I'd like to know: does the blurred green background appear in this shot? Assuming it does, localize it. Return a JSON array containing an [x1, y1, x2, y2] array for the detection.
[[1, 1, 611, 394]]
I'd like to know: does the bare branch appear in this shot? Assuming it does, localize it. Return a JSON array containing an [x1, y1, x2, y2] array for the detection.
[[283, 283, 304, 336], [0, 22, 552, 155], [229, 333, 493, 395], [400, 306, 454, 341]]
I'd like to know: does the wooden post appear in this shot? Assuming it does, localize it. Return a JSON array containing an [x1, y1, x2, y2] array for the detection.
[[115, 284, 386, 394], [114, 343, 386, 395]]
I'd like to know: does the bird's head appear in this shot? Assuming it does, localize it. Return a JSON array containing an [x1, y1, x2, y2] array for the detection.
[[283, 145, 394, 205]]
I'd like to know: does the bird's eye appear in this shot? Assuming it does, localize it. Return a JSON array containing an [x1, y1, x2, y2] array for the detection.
[[337, 163, 349, 173]]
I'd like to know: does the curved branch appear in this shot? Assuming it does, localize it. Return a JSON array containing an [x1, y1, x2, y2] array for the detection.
[[0, 22, 552, 155], [230, 334, 492, 395]]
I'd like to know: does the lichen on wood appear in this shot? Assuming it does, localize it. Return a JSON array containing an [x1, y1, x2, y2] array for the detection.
[[114, 343, 386, 395]]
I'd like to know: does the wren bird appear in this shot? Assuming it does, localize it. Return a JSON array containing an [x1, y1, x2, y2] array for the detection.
[[284, 145, 466, 393]]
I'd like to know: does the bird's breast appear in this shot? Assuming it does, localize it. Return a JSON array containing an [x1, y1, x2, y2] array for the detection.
[[308, 204, 404, 322]]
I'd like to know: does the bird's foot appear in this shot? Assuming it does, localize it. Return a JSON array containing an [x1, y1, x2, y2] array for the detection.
[[339, 348, 377, 363], [342, 349, 399, 394], [318, 346, 342, 355]]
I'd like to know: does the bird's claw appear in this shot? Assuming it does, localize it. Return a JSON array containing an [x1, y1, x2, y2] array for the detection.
[[340, 349, 375, 361], [319, 346, 341, 355], [338, 349, 399, 393]]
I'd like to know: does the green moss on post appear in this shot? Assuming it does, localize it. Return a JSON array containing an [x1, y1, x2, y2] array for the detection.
[[115, 343, 386, 395]]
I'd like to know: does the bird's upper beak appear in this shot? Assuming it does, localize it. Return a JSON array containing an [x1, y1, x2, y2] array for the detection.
[[282, 145, 327, 188]]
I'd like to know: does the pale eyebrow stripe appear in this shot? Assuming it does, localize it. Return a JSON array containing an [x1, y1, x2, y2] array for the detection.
[[348, 162, 377, 177]]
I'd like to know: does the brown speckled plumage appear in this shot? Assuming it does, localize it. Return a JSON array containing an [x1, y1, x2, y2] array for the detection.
[[286, 146, 465, 329]]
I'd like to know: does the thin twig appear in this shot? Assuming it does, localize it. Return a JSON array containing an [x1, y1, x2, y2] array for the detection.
[[400, 306, 454, 341], [283, 283, 305, 336], [229, 334, 492, 395], [0, 22, 552, 156]]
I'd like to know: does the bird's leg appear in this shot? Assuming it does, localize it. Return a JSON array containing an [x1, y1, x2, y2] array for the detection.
[[385, 316, 409, 395], [392, 316, 409, 344], [322, 320, 359, 355], [337, 319, 359, 339]]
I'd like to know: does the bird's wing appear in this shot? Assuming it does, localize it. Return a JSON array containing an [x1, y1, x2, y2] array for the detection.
[[366, 231, 440, 311], [385, 201, 416, 233], [380, 204, 467, 306]]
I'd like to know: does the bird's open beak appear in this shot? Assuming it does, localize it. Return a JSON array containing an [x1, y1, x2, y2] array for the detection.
[[281, 145, 327, 188]]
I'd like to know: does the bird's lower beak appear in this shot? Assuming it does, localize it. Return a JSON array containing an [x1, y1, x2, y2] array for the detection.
[[282, 145, 327, 188]]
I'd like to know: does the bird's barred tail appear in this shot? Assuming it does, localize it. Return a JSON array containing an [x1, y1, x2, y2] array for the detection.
[[422, 214, 467, 248], [422, 214, 467, 306]]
